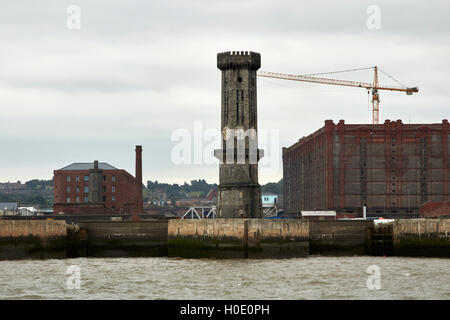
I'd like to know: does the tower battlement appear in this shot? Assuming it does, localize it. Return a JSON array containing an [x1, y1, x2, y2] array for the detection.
[[217, 51, 261, 70]]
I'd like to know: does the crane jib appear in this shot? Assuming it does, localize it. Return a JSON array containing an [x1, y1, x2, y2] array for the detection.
[[256, 69, 418, 124]]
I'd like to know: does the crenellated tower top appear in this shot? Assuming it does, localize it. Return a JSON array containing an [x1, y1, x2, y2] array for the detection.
[[217, 51, 261, 70]]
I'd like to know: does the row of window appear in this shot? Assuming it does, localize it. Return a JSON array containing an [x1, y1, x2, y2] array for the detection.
[[66, 196, 116, 203], [66, 175, 116, 182], [66, 186, 116, 193]]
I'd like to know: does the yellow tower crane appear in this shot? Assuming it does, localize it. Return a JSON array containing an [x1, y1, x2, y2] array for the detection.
[[257, 66, 418, 124]]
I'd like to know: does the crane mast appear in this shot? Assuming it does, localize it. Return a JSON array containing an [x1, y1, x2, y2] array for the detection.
[[257, 66, 418, 124]]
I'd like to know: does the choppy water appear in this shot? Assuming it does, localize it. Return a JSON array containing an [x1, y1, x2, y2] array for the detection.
[[0, 256, 449, 300]]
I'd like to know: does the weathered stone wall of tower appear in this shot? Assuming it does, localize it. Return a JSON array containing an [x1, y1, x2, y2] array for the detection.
[[215, 51, 263, 218]]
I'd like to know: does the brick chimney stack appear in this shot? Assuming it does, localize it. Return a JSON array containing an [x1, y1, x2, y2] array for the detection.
[[135, 145, 143, 214]]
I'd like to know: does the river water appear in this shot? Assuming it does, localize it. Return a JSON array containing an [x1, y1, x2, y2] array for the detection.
[[0, 256, 449, 300]]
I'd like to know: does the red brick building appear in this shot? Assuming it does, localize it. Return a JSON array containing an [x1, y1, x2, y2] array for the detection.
[[419, 201, 450, 218], [283, 119, 449, 218], [53, 146, 144, 215]]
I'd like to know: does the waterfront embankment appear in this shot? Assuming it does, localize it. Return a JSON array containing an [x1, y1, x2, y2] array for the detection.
[[0, 218, 449, 260]]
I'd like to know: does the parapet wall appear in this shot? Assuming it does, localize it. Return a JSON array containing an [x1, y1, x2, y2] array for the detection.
[[217, 51, 261, 70], [168, 219, 309, 259], [0, 220, 67, 238], [393, 219, 450, 239]]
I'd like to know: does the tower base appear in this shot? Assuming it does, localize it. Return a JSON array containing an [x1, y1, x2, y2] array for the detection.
[[218, 184, 262, 218]]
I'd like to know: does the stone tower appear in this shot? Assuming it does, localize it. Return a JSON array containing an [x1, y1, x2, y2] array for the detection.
[[214, 51, 264, 218]]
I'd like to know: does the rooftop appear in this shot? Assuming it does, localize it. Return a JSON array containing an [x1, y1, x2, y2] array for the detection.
[[58, 162, 118, 171], [0, 202, 18, 210]]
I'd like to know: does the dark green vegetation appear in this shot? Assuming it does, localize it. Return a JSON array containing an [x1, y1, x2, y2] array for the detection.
[[261, 179, 283, 195], [0, 179, 53, 207], [0, 193, 50, 207], [25, 179, 54, 190], [146, 179, 282, 204], [146, 179, 218, 203]]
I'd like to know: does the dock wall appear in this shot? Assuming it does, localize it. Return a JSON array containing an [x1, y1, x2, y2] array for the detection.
[[168, 219, 309, 258], [77, 220, 168, 257], [0, 220, 67, 260], [309, 220, 373, 255], [1, 219, 449, 259], [393, 219, 450, 257]]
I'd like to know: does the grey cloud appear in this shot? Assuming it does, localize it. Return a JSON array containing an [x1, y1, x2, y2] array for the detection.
[[0, 0, 449, 183]]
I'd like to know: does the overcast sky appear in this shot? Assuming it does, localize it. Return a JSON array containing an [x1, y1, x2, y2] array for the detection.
[[1, 0, 449, 185]]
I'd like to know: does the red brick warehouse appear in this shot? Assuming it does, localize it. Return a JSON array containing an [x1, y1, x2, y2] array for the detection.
[[53, 146, 144, 215], [283, 119, 449, 218]]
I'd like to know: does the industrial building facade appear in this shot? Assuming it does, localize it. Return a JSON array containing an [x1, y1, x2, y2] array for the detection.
[[283, 119, 449, 218], [53, 146, 144, 215]]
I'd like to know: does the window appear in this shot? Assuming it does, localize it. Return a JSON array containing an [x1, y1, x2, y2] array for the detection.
[[76, 186, 80, 193], [112, 186, 115, 193], [66, 197, 70, 203], [84, 196, 88, 203], [103, 175, 106, 181], [66, 176, 71, 182], [112, 175, 116, 182], [66, 187, 70, 193], [84, 175, 89, 182], [76, 176, 80, 182], [84, 186, 89, 193], [103, 186, 106, 192], [76, 196, 80, 203], [112, 196, 116, 202], [102, 196, 106, 202]]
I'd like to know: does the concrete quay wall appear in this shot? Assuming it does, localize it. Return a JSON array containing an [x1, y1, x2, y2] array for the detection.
[[392, 219, 450, 257], [2, 219, 449, 260], [77, 220, 168, 257], [168, 219, 309, 258], [309, 220, 374, 255], [0, 220, 67, 260]]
